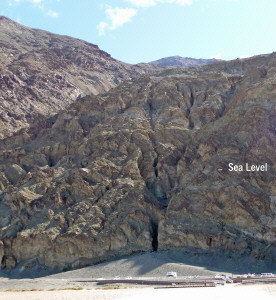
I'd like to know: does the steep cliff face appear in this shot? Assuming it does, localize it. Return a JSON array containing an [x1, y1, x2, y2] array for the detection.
[[0, 52, 275, 270], [0, 16, 162, 139]]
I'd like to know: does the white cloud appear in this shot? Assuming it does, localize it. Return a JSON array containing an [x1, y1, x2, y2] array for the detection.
[[46, 9, 59, 18], [107, 7, 137, 29], [9, 0, 43, 4], [97, 7, 137, 35], [8, 0, 60, 18], [97, 22, 108, 36], [98, 0, 192, 35], [126, 0, 157, 7], [212, 53, 222, 59], [8, 0, 21, 6], [239, 55, 252, 59], [166, 0, 192, 5], [126, 0, 192, 7]]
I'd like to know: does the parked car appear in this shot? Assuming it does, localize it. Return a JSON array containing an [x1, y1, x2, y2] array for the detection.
[[166, 272, 177, 278], [261, 273, 274, 277]]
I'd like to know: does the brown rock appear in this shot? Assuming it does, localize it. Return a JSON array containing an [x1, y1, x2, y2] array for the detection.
[[0, 240, 4, 266], [0, 51, 275, 270], [1, 255, 16, 270], [0, 16, 163, 139]]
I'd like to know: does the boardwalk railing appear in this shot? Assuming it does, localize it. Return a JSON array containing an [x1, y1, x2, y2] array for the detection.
[[242, 278, 276, 284]]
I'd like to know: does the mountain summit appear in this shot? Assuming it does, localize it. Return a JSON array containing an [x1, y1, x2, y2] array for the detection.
[[149, 56, 219, 67], [0, 16, 161, 139]]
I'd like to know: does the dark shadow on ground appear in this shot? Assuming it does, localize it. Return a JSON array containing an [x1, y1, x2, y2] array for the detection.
[[124, 248, 276, 276], [2, 248, 276, 279]]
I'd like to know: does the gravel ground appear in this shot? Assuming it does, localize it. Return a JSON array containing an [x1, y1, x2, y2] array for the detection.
[[0, 284, 275, 300], [47, 251, 218, 280], [46, 249, 276, 280], [0, 249, 275, 292]]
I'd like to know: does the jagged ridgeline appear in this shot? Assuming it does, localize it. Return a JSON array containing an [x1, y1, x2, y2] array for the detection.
[[0, 21, 276, 270]]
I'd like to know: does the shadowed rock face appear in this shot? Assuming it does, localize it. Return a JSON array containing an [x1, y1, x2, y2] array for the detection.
[[0, 16, 162, 139], [0, 51, 276, 270]]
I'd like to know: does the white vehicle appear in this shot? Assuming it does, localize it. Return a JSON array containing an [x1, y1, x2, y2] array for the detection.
[[113, 276, 120, 280], [166, 272, 177, 278], [125, 276, 132, 280], [261, 273, 274, 277]]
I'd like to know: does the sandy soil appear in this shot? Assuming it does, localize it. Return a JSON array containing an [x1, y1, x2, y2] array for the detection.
[[0, 284, 275, 300]]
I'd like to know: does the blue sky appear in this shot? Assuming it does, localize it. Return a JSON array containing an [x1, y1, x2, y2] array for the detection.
[[0, 0, 276, 64]]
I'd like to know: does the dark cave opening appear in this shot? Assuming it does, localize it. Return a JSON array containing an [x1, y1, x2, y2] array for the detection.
[[151, 221, 159, 252], [190, 90, 194, 107], [48, 156, 54, 167], [152, 157, 158, 177], [207, 236, 213, 247]]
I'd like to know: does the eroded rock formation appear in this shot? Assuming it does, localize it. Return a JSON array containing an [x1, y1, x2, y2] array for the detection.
[[0, 51, 275, 270]]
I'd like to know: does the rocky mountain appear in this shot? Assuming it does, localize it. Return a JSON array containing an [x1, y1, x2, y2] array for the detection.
[[149, 56, 219, 67], [0, 16, 162, 139], [0, 51, 275, 272]]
